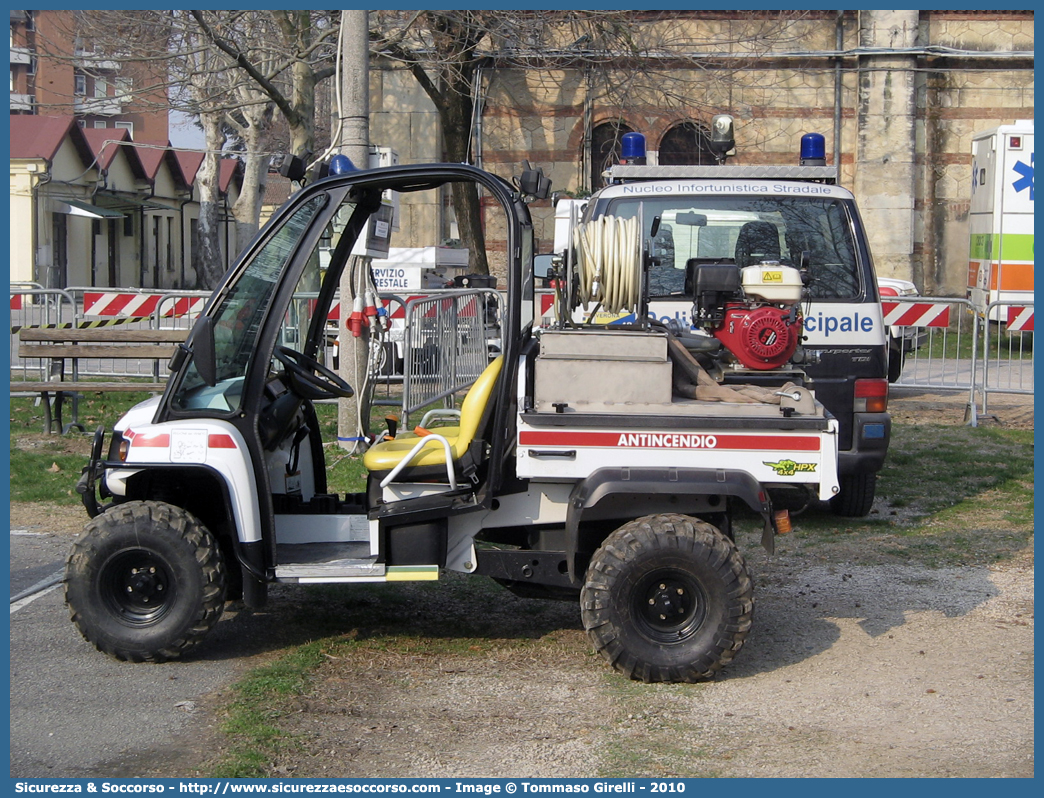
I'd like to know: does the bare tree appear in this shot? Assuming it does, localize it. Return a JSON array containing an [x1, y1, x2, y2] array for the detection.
[[371, 10, 809, 274], [188, 10, 339, 164], [373, 12, 493, 274], [46, 11, 809, 280], [35, 10, 337, 286]]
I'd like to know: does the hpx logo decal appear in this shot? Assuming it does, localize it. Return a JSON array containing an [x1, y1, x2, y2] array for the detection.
[[764, 459, 817, 476]]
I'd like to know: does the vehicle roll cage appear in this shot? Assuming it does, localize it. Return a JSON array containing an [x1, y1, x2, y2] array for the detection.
[[163, 162, 534, 502]]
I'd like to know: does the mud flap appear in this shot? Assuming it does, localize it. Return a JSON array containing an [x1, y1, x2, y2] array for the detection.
[[564, 466, 777, 581], [76, 427, 107, 518]]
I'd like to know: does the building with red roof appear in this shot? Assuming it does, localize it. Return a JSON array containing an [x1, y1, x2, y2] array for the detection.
[[10, 116, 242, 289]]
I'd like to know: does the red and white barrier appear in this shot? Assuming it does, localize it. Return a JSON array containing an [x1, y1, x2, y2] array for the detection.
[[83, 292, 206, 319], [1006, 306, 1034, 332], [881, 301, 951, 328]]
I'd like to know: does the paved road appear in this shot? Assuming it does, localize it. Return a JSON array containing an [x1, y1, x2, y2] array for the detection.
[[9, 528, 300, 778], [898, 354, 1033, 391]]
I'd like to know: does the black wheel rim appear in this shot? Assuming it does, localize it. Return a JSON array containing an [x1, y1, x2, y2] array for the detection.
[[99, 549, 177, 626], [632, 568, 708, 644]]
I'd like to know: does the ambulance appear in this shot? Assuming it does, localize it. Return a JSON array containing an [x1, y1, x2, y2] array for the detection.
[[968, 120, 1034, 315]]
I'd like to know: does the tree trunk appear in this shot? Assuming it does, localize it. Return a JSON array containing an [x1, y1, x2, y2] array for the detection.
[[442, 87, 489, 275], [287, 13, 317, 162], [230, 117, 269, 257], [195, 114, 227, 290], [231, 151, 266, 258]]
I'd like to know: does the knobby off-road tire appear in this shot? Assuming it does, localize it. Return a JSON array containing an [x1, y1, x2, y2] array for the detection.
[[65, 501, 227, 662], [830, 471, 877, 518], [581, 514, 754, 683]]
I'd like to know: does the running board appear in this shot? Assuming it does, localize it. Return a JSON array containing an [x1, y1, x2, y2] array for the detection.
[[274, 562, 441, 583], [274, 542, 441, 583], [275, 558, 386, 581]]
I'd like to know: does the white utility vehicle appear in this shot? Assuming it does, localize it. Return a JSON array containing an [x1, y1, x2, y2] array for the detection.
[[69, 157, 839, 683]]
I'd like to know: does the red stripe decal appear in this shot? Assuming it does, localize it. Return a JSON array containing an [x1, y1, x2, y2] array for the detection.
[[208, 434, 237, 449], [129, 433, 170, 448], [519, 430, 820, 451]]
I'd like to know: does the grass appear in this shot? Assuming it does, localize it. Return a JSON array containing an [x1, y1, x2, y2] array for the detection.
[[920, 315, 1032, 360], [762, 424, 1034, 567], [9, 390, 156, 504], [210, 641, 334, 778]]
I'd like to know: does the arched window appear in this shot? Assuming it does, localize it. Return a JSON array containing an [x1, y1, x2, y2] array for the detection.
[[590, 121, 634, 190], [659, 121, 715, 166]]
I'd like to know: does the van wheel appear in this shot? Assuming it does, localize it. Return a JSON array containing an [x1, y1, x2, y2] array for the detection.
[[581, 514, 753, 683], [830, 472, 877, 517], [65, 501, 226, 662], [887, 345, 904, 383]]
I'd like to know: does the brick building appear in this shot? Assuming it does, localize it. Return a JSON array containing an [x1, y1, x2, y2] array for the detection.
[[369, 10, 1033, 295], [10, 9, 168, 140]]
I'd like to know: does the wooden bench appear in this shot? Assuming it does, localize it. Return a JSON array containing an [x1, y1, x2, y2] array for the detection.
[[12, 327, 189, 434]]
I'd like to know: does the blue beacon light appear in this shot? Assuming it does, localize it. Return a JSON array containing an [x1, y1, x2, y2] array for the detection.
[[329, 154, 357, 175], [620, 132, 647, 165], [800, 133, 826, 166]]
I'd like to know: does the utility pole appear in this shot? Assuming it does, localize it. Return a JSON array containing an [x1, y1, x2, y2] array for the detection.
[[337, 9, 371, 451]]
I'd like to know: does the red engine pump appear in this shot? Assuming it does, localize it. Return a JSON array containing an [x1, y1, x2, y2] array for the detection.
[[712, 303, 802, 370], [690, 261, 805, 370]]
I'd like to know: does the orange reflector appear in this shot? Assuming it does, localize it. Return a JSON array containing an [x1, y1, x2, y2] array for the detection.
[[774, 510, 792, 535]]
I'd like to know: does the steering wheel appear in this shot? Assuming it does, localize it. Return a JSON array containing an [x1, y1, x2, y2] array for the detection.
[[274, 346, 354, 401]]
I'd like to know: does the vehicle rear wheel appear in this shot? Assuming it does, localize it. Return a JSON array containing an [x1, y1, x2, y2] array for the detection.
[[830, 471, 877, 517], [581, 514, 753, 683], [887, 345, 904, 383], [65, 501, 226, 662]]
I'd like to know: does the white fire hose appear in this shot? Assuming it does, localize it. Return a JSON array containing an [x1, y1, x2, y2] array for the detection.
[[574, 215, 641, 315]]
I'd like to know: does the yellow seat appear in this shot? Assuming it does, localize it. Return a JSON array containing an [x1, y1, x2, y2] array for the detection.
[[363, 356, 504, 474]]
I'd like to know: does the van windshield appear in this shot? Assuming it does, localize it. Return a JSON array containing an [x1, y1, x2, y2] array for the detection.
[[603, 196, 862, 300]]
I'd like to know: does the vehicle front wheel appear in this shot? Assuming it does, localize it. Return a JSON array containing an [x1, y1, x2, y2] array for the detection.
[[581, 514, 753, 683], [65, 501, 226, 662]]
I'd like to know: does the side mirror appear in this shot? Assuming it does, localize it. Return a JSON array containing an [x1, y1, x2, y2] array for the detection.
[[518, 161, 552, 201], [533, 254, 554, 281], [191, 315, 218, 387]]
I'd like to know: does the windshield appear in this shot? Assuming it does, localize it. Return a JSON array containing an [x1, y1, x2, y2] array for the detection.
[[603, 195, 862, 300], [171, 194, 327, 412]]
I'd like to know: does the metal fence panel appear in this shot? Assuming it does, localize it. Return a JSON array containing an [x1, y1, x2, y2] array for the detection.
[[400, 289, 501, 426], [9, 288, 78, 381], [890, 296, 978, 405], [981, 300, 1033, 417]]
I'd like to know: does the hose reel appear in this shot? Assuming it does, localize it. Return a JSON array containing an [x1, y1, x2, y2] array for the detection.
[[573, 215, 643, 316]]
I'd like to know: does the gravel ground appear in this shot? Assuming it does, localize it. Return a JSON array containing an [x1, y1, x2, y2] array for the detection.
[[247, 550, 1032, 779]]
